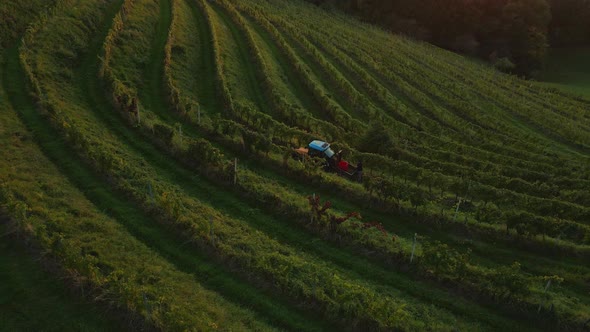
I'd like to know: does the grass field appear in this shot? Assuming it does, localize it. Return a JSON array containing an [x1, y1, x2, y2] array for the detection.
[[0, 224, 125, 332], [538, 47, 590, 98], [1, 0, 589, 330]]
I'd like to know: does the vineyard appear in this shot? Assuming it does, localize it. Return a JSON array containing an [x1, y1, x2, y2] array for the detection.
[[1, 0, 589, 330]]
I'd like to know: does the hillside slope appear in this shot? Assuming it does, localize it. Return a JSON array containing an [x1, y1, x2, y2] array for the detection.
[[1, 0, 589, 330]]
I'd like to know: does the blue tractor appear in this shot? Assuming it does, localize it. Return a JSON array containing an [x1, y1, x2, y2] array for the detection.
[[294, 140, 359, 180]]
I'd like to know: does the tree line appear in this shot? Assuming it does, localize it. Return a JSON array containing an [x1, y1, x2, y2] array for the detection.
[[307, 0, 590, 76]]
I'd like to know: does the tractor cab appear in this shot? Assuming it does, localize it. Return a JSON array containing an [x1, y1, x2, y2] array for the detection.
[[293, 140, 359, 180], [308, 140, 336, 159], [293, 140, 335, 160]]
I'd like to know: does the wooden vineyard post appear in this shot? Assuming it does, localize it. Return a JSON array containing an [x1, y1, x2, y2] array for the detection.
[[178, 124, 182, 146], [143, 292, 151, 321], [233, 158, 238, 185], [453, 198, 462, 222], [209, 216, 215, 246], [410, 233, 417, 263], [148, 183, 154, 204], [538, 279, 552, 313], [311, 193, 315, 224], [20, 202, 28, 221]]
